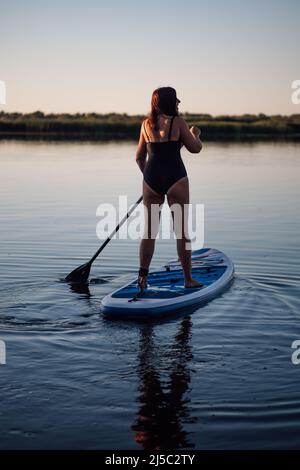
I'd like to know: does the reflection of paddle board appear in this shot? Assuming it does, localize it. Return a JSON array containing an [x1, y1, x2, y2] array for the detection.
[[101, 248, 234, 319]]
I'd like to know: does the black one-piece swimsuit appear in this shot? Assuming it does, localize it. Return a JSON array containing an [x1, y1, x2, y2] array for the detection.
[[143, 116, 187, 196]]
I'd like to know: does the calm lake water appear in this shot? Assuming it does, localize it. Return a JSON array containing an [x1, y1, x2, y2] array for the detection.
[[0, 140, 300, 450]]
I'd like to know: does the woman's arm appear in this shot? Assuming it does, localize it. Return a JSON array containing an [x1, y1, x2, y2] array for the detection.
[[178, 117, 202, 153], [135, 121, 148, 173]]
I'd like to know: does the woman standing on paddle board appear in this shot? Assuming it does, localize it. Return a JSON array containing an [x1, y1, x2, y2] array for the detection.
[[136, 87, 203, 290]]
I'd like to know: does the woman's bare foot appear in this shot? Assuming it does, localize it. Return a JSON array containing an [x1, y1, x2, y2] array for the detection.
[[184, 278, 204, 288]]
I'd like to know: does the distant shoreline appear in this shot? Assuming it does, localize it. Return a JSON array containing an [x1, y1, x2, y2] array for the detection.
[[0, 112, 300, 141]]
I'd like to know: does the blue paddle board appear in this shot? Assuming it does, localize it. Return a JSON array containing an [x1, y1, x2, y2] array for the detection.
[[101, 247, 234, 319]]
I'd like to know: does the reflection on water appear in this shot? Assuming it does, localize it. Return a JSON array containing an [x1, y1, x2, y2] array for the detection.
[[132, 318, 196, 450], [0, 140, 300, 449]]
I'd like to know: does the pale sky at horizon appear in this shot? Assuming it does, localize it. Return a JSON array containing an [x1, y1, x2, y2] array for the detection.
[[0, 0, 299, 115]]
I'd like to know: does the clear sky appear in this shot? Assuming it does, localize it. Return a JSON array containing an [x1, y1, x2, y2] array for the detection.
[[0, 0, 299, 115]]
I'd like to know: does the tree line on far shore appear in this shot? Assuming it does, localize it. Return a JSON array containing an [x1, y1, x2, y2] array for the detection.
[[0, 111, 299, 140]]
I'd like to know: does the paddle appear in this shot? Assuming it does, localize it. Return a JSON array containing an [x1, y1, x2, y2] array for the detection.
[[65, 195, 143, 284]]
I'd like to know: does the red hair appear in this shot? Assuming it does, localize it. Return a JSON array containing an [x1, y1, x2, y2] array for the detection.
[[147, 87, 179, 134]]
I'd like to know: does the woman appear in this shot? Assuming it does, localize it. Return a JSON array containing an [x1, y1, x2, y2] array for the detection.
[[135, 87, 203, 290]]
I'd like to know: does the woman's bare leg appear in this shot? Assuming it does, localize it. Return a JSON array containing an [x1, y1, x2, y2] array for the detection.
[[139, 181, 164, 287], [167, 177, 203, 288]]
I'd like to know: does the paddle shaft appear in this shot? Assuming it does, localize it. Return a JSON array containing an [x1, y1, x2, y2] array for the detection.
[[89, 195, 143, 264]]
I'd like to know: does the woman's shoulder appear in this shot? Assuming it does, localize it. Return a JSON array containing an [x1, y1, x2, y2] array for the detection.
[[142, 117, 151, 130], [175, 115, 186, 125], [142, 117, 149, 128]]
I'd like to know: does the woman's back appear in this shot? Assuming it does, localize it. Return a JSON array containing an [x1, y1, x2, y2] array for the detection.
[[143, 115, 187, 196], [143, 115, 202, 154], [143, 114, 180, 143]]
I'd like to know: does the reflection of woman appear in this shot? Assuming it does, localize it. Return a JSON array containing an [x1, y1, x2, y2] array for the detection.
[[135, 87, 203, 290], [132, 317, 196, 450]]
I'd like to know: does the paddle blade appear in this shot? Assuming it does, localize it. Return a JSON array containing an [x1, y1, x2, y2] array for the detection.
[[65, 261, 92, 283]]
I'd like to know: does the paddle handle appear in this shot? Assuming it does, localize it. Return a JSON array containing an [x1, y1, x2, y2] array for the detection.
[[90, 195, 143, 264]]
